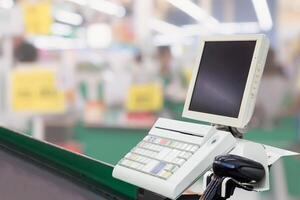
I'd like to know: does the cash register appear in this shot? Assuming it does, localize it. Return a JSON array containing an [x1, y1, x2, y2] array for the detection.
[[113, 34, 296, 199]]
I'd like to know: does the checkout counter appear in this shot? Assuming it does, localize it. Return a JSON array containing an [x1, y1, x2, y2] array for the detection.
[[0, 126, 198, 200], [1, 117, 299, 200], [0, 127, 140, 200]]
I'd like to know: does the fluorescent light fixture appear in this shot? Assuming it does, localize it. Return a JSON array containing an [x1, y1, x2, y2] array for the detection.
[[166, 0, 219, 27], [87, 23, 112, 49], [55, 10, 83, 26], [181, 22, 260, 36], [52, 23, 73, 36], [67, 0, 87, 6], [89, 0, 126, 18], [150, 19, 181, 35], [181, 24, 212, 36], [151, 19, 259, 38], [30, 36, 86, 50], [0, 0, 13, 9], [66, 0, 126, 18], [153, 34, 194, 46], [251, 0, 273, 31], [219, 22, 261, 34], [153, 21, 261, 45]]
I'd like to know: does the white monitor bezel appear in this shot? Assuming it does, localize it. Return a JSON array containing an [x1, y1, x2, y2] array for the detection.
[[182, 34, 267, 128]]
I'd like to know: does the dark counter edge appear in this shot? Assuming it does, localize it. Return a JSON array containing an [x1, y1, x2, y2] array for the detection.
[[0, 127, 138, 200]]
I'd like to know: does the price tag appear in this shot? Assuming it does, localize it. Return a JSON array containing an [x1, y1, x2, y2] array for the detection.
[[11, 67, 66, 113], [23, 1, 52, 34], [126, 83, 163, 112]]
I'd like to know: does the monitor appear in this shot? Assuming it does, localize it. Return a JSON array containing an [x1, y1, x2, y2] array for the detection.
[[183, 35, 269, 128]]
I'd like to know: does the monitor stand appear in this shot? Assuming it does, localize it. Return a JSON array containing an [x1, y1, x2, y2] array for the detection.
[[213, 124, 246, 139]]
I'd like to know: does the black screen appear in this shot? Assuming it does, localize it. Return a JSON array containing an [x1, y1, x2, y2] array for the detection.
[[189, 41, 256, 118]]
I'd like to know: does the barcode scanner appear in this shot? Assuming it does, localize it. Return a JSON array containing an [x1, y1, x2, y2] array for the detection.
[[213, 154, 265, 183], [200, 155, 265, 200]]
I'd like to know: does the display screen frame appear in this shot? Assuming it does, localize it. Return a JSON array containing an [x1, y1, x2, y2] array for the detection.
[[182, 35, 267, 128]]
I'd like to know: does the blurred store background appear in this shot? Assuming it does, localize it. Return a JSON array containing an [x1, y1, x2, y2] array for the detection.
[[0, 0, 299, 199]]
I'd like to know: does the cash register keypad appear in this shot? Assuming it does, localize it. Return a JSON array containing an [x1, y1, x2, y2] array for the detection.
[[119, 135, 200, 180]]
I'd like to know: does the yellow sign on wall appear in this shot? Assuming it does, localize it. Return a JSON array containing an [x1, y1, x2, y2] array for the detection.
[[23, 1, 52, 34], [11, 67, 66, 113], [126, 83, 163, 112]]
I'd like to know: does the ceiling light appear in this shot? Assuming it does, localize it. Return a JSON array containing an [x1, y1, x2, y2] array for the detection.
[[150, 19, 181, 35], [30, 36, 86, 50], [219, 22, 261, 34], [153, 34, 194, 46], [66, 0, 126, 18], [166, 0, 219, 27], [180, 24, 212, 36], [181, 22, 260, 36], [89, 0, 126, 18], [55, 10, 83, 26], [251, 0, 273, 31], [67, 0, 87, 6], [153, 21, 261, 45]]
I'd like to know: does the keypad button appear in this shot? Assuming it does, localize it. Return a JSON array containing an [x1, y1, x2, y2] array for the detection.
[[151, 161, 167, 175], [164, 149, 180, 163], [180, 152, 192, 160], [159, 171, 172, 179], [191, 145, 199, 152], [173, 158, 185, 166], [165, 163, 175, 171], [186, 145, 194, 151], [157, 147, 172, 160], [143, 160, 160, 173]]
